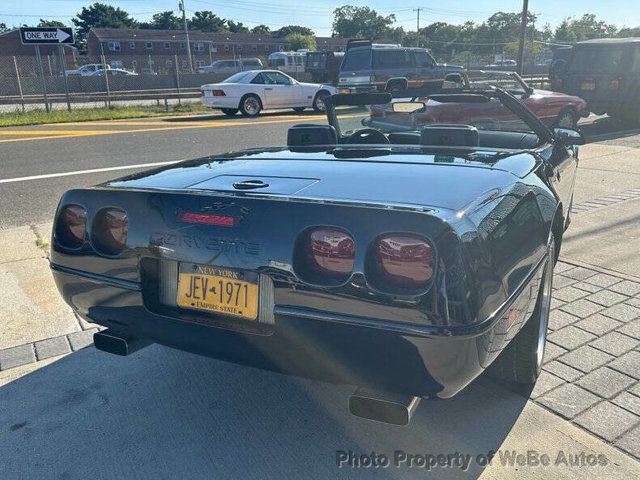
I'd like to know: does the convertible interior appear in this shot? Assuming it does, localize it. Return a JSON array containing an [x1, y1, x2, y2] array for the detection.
[[287, 123, 541, 151]]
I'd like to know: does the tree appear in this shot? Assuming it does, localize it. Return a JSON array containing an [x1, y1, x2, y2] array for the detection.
[[554, 14, 617, 42], [227, 20, 249, 33], [72, 3, 137, 51], [287, 33, 316, 51], [251, 24, 271, 34], [0, 23, 8, 33], [332, 6, 396, 39], [273, 25, 314, 38], [38, 19, 67, 28], [189, 11, 227, 32], [141, 11, 181, 30]]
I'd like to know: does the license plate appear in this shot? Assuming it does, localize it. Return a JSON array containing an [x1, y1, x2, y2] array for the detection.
[[176, 264, 259, 320], [581, 80, 595, 91]]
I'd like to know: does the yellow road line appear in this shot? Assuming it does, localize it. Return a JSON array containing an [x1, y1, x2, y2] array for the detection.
[[0, 116, 323, 144], [0, 129, 122, 136], [58, 114, 325, 127]]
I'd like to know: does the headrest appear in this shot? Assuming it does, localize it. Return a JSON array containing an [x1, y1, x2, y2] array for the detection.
[[287, 124, 337, 150], [420, 125, 479, 147]]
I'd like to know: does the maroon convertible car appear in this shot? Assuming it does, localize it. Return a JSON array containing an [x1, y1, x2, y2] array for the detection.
[[369, 71, 588, 131]]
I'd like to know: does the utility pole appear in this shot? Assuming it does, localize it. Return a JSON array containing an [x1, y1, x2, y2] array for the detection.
[[179, 0, 194, 73], [516, 0, 529, 75], [413, 8, 424, 46]]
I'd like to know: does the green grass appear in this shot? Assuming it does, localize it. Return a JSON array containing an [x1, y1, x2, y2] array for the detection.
[[0, 103, 211, 127]]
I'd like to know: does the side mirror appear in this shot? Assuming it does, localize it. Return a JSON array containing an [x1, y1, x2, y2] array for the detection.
[[553, 127, 585, 146], [391, 101, 426, 113]]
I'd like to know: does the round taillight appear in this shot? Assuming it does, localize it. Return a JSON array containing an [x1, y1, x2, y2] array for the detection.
[[296, 227, 355, 284], [370, 234, 434, 294], [92, 208, 128, 256], [56, 204, 87, 249]]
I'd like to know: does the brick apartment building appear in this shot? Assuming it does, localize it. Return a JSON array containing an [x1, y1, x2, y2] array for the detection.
[[86, 28, 347, 73], [0, 29, 78, 72]]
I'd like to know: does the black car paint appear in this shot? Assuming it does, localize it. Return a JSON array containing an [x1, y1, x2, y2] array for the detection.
[[50, 134, 576, 398]]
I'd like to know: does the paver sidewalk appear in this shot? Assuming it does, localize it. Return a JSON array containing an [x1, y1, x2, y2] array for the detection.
[[0, 222, 93, 361]]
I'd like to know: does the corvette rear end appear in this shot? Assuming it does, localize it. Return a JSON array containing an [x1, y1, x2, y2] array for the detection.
[[51, 87, 579, 425]]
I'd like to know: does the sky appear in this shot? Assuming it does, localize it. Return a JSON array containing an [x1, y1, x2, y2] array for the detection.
[[3, 0, 640, 37]]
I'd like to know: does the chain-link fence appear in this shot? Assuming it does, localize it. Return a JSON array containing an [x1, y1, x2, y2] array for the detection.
[[0, 52, 313, 112], [0, 49, 551, 113]]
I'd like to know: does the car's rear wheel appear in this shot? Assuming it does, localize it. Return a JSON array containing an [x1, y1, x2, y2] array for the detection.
[[554, 109, 577, 129], [221, 108, 238, 116], [489, 237, 555, 388], [239, 95, 262, 117], [312, 91, 330, 113], [292, 107, 306, 113]]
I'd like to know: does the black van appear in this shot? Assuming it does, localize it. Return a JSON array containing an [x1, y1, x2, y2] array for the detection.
[[338, 40, 462, 93], [558, 38, 640, 123]]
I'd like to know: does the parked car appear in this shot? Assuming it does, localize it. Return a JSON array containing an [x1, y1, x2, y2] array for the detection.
[[201, 70, 335, 117], [50, 84, 580, 425], [555, 37, 640, 123], [369, 71, 588, 130], [65, 64, 110, 76], [338, 39, 463, 93], [305, 50, 344, 84], [198, 58, 263, 74], [89, 68, 138, 77]]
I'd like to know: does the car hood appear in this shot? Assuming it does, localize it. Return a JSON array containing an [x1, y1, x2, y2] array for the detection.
[[103, 147, 537, 212]]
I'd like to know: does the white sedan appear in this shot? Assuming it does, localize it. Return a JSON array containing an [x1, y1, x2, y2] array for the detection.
[[201, 70, 335, 117]]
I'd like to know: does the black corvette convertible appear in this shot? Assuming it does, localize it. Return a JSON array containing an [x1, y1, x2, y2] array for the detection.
[[50, 85, 581, 425]]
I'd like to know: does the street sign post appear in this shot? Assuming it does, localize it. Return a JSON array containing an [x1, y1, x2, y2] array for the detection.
[[19, 27, 74, 45], [19, 27, 75, 112]]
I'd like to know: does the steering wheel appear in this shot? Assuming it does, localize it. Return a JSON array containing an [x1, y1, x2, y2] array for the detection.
[[345, 128, 390, 145]]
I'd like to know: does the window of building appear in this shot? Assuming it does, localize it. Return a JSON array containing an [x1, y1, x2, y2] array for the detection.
[[111, 60, 123, 68], [180, 42, 186, 49], [224, 44, 230, 52], [182, 60, 188, 69], [237, 45, 243, 52], [164, 42, 171, 50], [129, 41, 135, 49], [194, 42, 204, 52], [146, 41, 153, 50], [131, 60, 138, 72], [196, 60, 205, 68], [166, 60, 173, 69], [252, 44, 258, 52], [108, 41, 121, 52]]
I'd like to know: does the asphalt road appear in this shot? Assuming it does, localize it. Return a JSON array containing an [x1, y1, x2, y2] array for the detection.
[[0, 110, 637, 229], [0, 111, 320, 228]]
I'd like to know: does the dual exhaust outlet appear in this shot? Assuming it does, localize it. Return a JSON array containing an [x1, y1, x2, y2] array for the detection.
[[94, 330, 421, 425]]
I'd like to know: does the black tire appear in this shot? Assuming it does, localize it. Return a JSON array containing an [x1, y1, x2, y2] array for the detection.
[[221, 108, 238, 116], [292, 107, 306, 113], [239, 94, 262, 117], [489, 237, 555, 387], [553, 109, 578, 129], [312, 90, 330, 113]]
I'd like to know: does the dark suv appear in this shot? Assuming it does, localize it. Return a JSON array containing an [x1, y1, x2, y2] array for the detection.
[[557, 38, 640, 123], [338, 40, 463, 93]]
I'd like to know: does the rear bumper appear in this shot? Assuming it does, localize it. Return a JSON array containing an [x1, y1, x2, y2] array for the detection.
[[201, 95, 240, 109], [51, 254, 545, 399]]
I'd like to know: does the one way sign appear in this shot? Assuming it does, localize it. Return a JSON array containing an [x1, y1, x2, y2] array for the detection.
[[20, 27, 74, 45]]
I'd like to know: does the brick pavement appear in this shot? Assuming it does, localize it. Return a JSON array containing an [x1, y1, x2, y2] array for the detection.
[[533, 260, 640, 460]]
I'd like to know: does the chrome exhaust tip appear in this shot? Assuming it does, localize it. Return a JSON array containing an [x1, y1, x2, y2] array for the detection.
[[93, 330, 151, 356], [349, 388, 421, 426]]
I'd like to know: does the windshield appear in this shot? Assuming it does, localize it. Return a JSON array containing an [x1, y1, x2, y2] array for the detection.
[[570, 46, 625, 73], [466, 71, 528, 94], [222, 71, 254, 83], [329, 89, 541, 149]]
